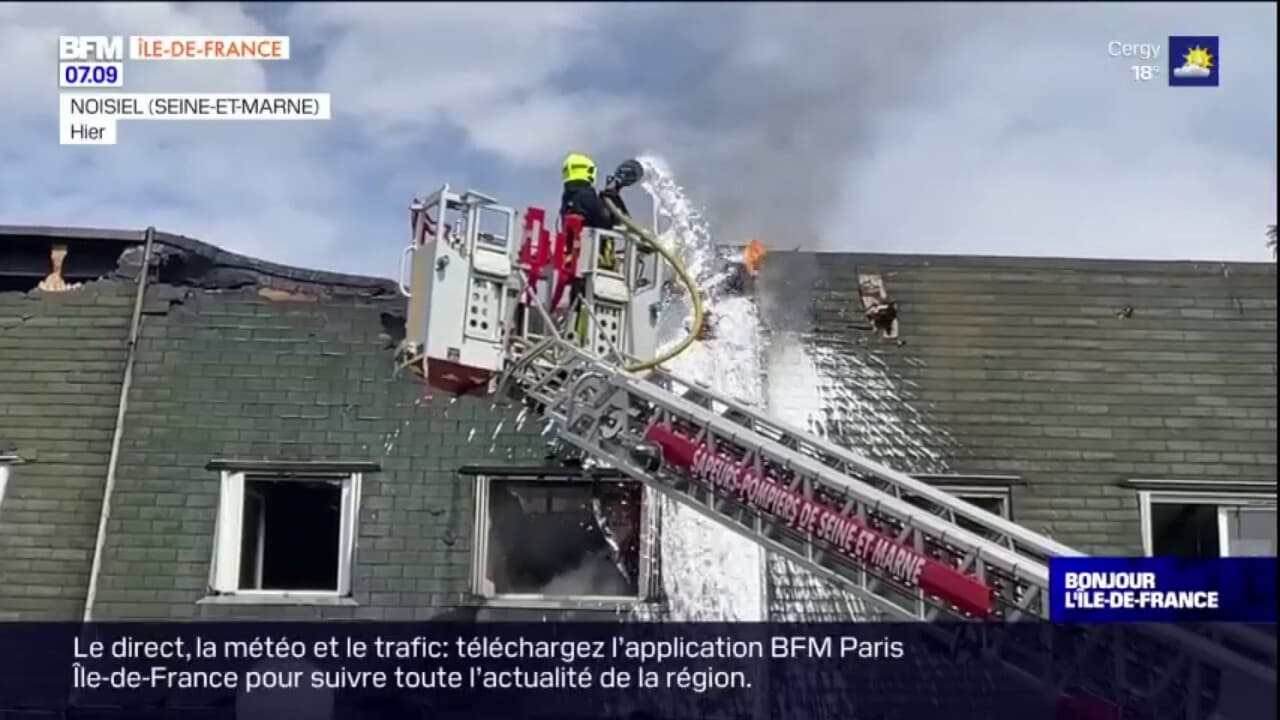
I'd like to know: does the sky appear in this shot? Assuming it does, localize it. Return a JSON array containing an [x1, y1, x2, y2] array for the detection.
[[0, 2, 1276, 278]]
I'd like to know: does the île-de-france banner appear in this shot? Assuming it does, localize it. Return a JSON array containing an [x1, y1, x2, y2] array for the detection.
[[1049, 556, 1277, 622]]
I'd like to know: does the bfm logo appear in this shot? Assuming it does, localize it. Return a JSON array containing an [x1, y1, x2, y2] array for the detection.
[[59, 36, 124, 61]]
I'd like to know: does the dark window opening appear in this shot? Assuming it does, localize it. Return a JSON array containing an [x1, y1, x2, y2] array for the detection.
[[1150, 503, 1220, 557], [1149, 500, 1277, 558], [485, 479, 643, 597], [239, 478, 341, 591]]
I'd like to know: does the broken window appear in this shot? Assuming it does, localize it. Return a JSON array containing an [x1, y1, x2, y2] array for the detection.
[[209, 471, 362, 596], [1143, 492, 1277, 558], [472, 476, 653, 601]]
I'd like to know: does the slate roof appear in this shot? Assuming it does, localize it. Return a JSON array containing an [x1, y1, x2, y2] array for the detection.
[[758, 250, 1276, 619], [0, 225, 556, 620], [0, 263, 135, 619], [2, 225, 1274, 623]]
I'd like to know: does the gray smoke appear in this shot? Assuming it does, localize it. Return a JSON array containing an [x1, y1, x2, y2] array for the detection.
[[755, 250, 820, 344], [621, 3, 982, 248], [487, 485, 636, 598], [604, 3, 1276, 260], [536, 548, 633, 596]]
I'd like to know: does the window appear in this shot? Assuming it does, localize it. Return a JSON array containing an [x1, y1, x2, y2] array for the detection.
[[471, 475, 655, 605], [0, 461, 10, 508], [896, 477, 1017, 547], [1140, 491, 1277, 558], [901, 476, 1015, 536], [917, 484, 1012, 536], [941, 485, 1010, 518], [209, 471, 362, 597]]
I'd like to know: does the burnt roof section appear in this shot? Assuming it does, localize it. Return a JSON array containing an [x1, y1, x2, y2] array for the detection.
[[0, 224, 399, 297]]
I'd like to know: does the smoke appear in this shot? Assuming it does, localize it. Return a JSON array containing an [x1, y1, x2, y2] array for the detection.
[[608, 3, 1276, 261], [491, 520, 635, 597], [755, 250, 819, 346], [487, 483, 640, 598], [621, 4, 977, 248], [536, 549, 634, 596]]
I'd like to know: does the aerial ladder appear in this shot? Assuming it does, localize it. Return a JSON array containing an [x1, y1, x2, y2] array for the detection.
[[395, 176, 1276, 720]]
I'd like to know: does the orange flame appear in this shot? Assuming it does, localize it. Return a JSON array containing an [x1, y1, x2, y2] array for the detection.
[[743, 239, 767, 277]]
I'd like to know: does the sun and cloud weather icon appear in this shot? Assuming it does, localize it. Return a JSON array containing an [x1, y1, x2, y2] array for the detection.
[[1168, 35, 1218, 86]]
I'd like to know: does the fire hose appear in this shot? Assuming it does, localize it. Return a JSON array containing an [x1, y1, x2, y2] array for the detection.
[[602, 195, 704, 373]]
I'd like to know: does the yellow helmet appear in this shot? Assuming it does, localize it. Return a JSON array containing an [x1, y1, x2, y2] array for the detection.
[[562, 153, 596, 184]]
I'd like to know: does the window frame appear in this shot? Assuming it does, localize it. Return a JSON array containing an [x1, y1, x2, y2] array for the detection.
[[0, 460, 10, 508], [906, 474, 1020, 521], [207, 470, 363, 601], [470, 473, 657, 609], [1138, 489, 1277, 558], [934, 484, 1013, 520]]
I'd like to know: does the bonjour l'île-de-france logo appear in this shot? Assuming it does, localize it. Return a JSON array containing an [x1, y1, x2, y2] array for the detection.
[[1169, 35, 1219, 87]]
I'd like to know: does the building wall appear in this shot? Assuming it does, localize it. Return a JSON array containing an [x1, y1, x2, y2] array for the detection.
[[88, 281, 556, 620], [3, 235, 1274, 623], [0, 280, 135, 620], [2, 251, 655, 622]]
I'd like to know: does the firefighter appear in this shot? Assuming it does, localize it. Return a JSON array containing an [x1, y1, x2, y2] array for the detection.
[[558, 154, 643, 342], [560, 154, 644, 263], [561, 153, 624, 230]]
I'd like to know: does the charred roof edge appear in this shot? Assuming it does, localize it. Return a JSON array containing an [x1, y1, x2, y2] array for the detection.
[[0, 224, 398, 295]]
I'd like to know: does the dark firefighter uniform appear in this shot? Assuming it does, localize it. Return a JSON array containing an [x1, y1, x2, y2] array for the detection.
[[560, 154, 629, 230], [558, 153, 642, 343]]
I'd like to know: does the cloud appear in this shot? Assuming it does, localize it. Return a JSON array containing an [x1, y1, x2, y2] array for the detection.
[[614, 3, 1276, 261], [282, 2, 621, 161], [1173, 63, 1212, 78], [0, 3, 350, 268], [0, 2, 1275, 276]]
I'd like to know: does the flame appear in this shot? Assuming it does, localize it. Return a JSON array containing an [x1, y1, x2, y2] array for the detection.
[[743, 239, 767, 277]]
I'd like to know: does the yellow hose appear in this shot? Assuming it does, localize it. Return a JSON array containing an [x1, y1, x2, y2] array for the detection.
[[603, 197, 704, 372]]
